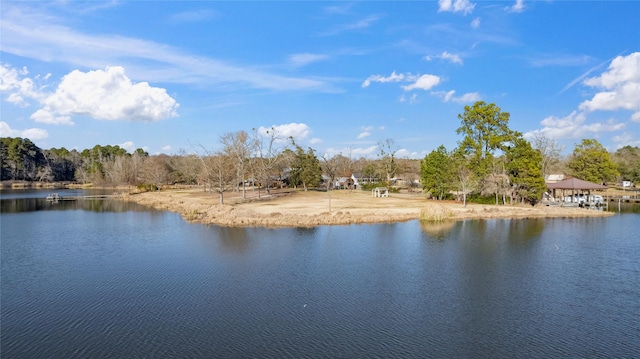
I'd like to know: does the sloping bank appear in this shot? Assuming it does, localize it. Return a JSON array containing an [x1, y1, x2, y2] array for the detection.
[[122, 189, 613, 228]]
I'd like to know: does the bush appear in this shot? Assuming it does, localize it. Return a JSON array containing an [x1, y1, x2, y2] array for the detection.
[[466, 194, 495, 205], [136, 183, 158, 192]]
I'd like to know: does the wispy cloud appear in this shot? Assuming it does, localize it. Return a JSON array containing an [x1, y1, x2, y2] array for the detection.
[[432, 90, 481, 103], [169, 9, 218, 24], [1, 4, 335, 92], [506, 0, 526, 13], [288, 53, 330, 68], [323, 3, 354, 15], [559, 52, 632, 94], [362, 71, 406, 88], [318, 14, 381, 36], [428, 23, 516, 46], [437, 0, 475, 15], [425, 51, 464, 65], [529, 53, 593, 67]]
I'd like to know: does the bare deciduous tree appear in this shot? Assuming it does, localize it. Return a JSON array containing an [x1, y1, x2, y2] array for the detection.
[[531, 132, 563, 177], [253, 127, 286, 197], [221, 131, 256, 199]]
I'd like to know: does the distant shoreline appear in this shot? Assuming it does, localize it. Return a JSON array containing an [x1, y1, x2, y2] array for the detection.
[[122, 188, 614, 228]]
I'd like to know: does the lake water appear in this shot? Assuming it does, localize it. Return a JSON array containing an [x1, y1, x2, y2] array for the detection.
[[2, 189, 639, 358]]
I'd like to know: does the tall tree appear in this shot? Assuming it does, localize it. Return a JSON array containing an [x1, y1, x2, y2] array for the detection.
[[289, 144, 322, 190], [568, 139, 619, 183], [252, 127, 287, 197], [221, 131, 255, 199], [531, 132, 563, 177], [505, 137, 546, 205], [455, 101, 516, 188], [612, 146, 640, 183], [451, 151, 476, 207], [0, 137, 46, 181], [421, 145, 452, 200], [378, 138, 398, 183]]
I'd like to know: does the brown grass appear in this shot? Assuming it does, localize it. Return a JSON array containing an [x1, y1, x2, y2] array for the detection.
[[123, 187, 613, 228]]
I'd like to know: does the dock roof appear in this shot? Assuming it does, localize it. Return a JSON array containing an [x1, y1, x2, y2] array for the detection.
[[546, 177, 607, 190]]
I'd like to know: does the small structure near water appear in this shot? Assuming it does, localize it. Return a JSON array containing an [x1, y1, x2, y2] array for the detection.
[[545, 177, 608, 209], [372, 187, 389, 198], [46, 193, 60, 201]]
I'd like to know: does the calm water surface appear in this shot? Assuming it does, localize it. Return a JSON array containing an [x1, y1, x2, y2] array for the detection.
[[1, 190, 639, 358]]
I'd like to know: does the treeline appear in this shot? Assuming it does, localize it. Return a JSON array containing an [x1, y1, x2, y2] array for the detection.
[[2, 102, 639, 205], [419, 101, 640, 205], [0, 132, 419, 204]]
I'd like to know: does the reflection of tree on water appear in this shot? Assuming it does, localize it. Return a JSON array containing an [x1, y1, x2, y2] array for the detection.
[[419, 220, 457, 240], [506, 218, 545, 243], [0, 198, 149, 214], [214, 226, 250, 254]]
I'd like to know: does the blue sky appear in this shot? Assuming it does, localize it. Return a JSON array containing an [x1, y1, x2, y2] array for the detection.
[[1, 1, 639, 158]]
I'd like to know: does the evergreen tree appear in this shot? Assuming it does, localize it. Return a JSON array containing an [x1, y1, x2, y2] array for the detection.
[[455, 101, 517, 184], [421, 145, 451, 200], [568, 139, 618, 184], [290, 145, 322, 190], [506, 137, 546, 205]]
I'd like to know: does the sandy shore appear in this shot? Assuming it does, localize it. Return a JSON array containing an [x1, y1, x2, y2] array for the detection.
[[123, 188, 613, 227]]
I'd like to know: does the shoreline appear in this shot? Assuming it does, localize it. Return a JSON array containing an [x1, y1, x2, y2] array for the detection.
[[123, 188, 614, 228]]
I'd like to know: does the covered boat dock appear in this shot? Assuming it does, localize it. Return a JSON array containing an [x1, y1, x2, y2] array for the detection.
[[545, 177, 608, 208]]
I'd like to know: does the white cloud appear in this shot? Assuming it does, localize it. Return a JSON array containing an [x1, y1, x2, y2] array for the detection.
[[0, 121, 48, 140], [433, 90, 481, 103], [120, 141, 136, 152], [260, 123, 311, 142], [162, 145, 172, 152], [309, 138, 322, 145], [441, 51, 463, 64], [0, 64, 42, 106], [324, 145, 378, 158], [525, 111, 625, 140], [579, 52, 640, 117], [471, 17, 481, 29], [362, 71, 405, 88], [357, 131, 371, 139], [612, 132, 640, 148], [395, 149, 420, 159], [34, 66, 179, 123], [438, 0, 475, 15], [289, 53, 330, 68], [30, 109, 74, 125], [402, 74, 441, 91], [425, 51, 463, 64], [506, 0, 526, 13], [631, 112, 640, 123], [399, 94, 419, 104]]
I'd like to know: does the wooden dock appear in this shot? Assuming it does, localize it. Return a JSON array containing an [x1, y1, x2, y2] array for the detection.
[[46, 194, 120, 201], [607, 196, 640, 204]]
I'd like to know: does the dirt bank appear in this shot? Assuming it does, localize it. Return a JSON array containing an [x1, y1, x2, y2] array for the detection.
[[123, 188, 613, 228]]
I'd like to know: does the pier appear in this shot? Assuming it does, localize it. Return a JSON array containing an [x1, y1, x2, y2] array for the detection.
[[607, 196, 640, 204], [46, 193, 121, 201]]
